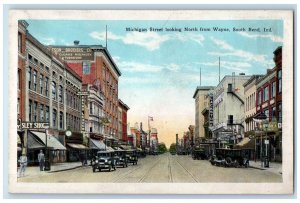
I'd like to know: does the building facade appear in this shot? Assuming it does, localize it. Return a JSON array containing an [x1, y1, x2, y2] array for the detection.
[[211, 74, 251, 146], [118, 99, 130, 142], [255, 46, 282, 162], [18, 21, 83, 164], [193, 86, 215, 143], [243, 75, 263, 134], [49, 42, 121, 140]]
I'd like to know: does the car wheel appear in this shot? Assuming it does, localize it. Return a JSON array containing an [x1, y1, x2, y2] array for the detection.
[[109, 166, 111, 172], [93, 167, 96, 172]]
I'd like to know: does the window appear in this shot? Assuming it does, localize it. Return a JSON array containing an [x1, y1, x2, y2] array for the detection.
[[90, 102, 93, 114], [264, 109, 269, 120], [278, 104, 282, 123], [17, 98, 20, 115], [45, 77, 49, 96], [34, 58, 38, 65], [258, 91, 262, 105], [271, 81, 276, 98], [271, 106, 276, 121], [59, 111, 63, 129], [40, 104, 44, 122], [59, 85, 63, 103], [27, 67, 32, 89], [29, 100, 32, 121], [52, 81, 57, 100], [278, 70, 282, 93], [18, 32, 22, 52], [83, 61, 91, 74], [45, 106, 49, 122], [40, 63, 44, 70], [53, 109, 57, 127], [33, 101, 37, 122], [18, 70, 21, 90], [33, 70, 37, 91], [263, 86, 269, 102], [40, 74, 43, 94], [28, 54, 33, 61]]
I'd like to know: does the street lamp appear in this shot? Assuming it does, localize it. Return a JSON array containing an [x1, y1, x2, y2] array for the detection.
[[44, 129, 51, 171]]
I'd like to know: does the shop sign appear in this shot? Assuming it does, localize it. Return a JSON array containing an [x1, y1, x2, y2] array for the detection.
[[17, 119, 49, 130], [209, 95, 214, 127], [51, 47, 94, 61]]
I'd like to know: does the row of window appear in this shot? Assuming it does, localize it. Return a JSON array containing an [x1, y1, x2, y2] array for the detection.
[[263, 103, 282, 122], [28, 54, 50, 72], [66, 113, 81, 132], [66, 90, 80, 110], [89, 102, 103, 116], [27, 66, 50, 97], [28, 100, 50, 123], [257, 79, 279, 105], [245, 92, 256, 111]]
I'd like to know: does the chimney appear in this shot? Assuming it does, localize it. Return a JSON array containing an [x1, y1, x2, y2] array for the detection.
[[74, 40, 80, 45]]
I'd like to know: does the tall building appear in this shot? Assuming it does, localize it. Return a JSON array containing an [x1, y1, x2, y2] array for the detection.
[[49, 42, 121, 140], [118, 99, 130, 142], [211, 74, 251, 145], [193, 86, 215, 143], [18, 21, 83, 163]]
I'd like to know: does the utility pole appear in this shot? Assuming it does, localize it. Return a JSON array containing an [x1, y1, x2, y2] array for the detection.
[[105, 25, 108, 48], [200, 67, 202, 86], [219, 57, 220, 83]]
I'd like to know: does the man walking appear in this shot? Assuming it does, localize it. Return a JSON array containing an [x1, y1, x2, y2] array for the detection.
[[18, 152, 27, 177], [38, 150, 45, 171]]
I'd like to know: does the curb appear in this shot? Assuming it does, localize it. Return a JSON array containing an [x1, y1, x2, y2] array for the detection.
[[47, 165, 87, 173]]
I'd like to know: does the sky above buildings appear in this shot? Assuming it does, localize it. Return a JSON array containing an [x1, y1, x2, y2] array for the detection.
[[26, 19, 283, 147]]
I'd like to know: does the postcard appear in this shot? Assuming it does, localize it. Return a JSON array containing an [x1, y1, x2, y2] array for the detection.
[[8, 10, 293, 194]]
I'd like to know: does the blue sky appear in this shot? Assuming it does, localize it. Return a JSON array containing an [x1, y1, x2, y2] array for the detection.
[[26, 20, 283, 146]]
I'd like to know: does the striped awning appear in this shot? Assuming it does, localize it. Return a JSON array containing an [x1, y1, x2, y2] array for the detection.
[[67, 143, 88, 149]]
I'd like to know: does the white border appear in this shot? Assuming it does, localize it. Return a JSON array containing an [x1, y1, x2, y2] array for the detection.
[[8, 10, 294, 194]]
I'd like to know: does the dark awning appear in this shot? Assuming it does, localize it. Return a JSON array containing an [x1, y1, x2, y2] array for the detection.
[[27, 131, 45, 149], [30, 131, 66, 150]]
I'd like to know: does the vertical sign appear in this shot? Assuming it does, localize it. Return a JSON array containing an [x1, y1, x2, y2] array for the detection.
[[209, 93, 214, 127]]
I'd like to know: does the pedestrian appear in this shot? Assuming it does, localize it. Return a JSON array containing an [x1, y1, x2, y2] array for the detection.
[[38, 150, 45, 171], [18, 152, 27, 177]]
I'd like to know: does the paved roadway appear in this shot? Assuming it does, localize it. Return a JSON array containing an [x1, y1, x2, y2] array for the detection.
[[19, 153, 282, 183]]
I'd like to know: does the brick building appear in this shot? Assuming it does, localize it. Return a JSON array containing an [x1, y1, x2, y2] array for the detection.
[[49, 43, 121, 140], [118, 99, 130, 142], [255, 46, 282, 162], [18, 21, 83, 164]]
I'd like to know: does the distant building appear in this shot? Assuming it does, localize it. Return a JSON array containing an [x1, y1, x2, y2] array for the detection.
[[211, 74, 251, 146], [193, 86, 215, 143], [118, 99, 130, 142]]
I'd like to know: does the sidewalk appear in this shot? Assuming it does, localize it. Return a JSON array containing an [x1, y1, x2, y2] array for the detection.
[[249, 160, 282, 175], [18, 161, 90, 178]]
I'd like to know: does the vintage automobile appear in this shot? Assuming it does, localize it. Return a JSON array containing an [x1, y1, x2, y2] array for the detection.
[[210, 148, 252, 168], [125, 150, 138, 165], [92, 151, 116, 172], [192, 147, 207, 160], [114, 149, 128, 168]]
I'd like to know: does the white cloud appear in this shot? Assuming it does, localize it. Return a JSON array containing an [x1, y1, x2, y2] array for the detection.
[[209, 37, 269, 64], [90, 31, 169, 51], [40, 37, 55, 45], [238, 32, 283, 43], [119, 61, 163, 73], [197, 60, 252, 73], [175, 33, 205, 46]]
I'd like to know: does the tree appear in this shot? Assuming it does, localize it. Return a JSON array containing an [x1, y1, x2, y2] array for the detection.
[[158, 143, 167, 154], [169, 143, 176, 154]]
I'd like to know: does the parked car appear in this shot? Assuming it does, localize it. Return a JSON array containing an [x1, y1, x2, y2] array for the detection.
[[92, 151, 116, 172], [125, 150, 138, 165], [114, 150, 128, 168], [192, 147, 207, 160]]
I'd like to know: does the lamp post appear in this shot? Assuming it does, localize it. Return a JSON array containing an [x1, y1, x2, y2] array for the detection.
[[44, 129, 50, 171], [65, 126, 72, 163]]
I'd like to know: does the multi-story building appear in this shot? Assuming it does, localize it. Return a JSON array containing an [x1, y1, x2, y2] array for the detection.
[[118, 99, 130, 142], [49, 41, 121, 140], [243, 75, 264, 134], [255, 46, 282, 162], [18, 21, 83, 163], [193, 86, 215, 143], [211, 74, 251, 146]]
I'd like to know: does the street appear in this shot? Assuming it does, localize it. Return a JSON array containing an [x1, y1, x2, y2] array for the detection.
[[19, 153, 282, 183]]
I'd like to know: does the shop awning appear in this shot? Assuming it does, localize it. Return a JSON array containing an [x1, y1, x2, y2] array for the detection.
[[67, 143, 88, 149], [30, 131, 66, 150], [27, 131, 45, 149], [119, 145, 132, 150], [90, 139, 114, 151]]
